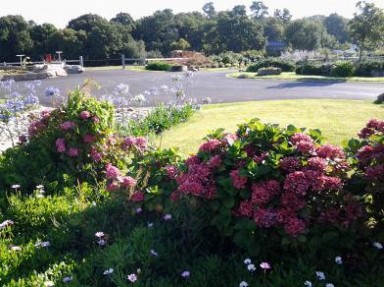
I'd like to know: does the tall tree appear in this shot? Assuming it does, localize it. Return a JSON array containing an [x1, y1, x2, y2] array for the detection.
[[273, 8, 292, 25], [285, 19, 327, 50], [0, 15, 33, 61], [29, 23, 57, 59], [202, 2, 216, 18], [231, 5, 247, 17], [250, 1, 269, 19], [348, 1, 384, 59], [324, 13, 349, 43]]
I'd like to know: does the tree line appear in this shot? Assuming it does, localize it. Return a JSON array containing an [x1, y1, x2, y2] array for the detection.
[[0, 1, 383, 62]]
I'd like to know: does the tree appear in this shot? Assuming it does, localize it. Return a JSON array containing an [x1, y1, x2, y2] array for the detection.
[[348, 1, 384, 59], [0, 15, 33, 61], [324, 13, 349, 43], [170, 38, 191, 50], [231, 5, 247, 17], [250, 1, 269, 19], [285, 19, 326, 50], [273, 8, 292, 25], [110, 12, 135, 32], [202, 2, 216, 18], [263, 17, 285, 41], [29, 23, 57, 59]]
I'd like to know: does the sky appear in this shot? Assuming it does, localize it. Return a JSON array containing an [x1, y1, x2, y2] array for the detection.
[[1, 0, 384, 28]]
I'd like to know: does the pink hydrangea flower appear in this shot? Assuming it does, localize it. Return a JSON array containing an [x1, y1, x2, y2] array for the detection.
[[90, 147, 102, 161], [199, 139, 222, 153], [60, 121, 76, 131], [105, 163, 121, 180], [55, 138, 66, 153], [80, 110, 91, 119], [316, 144, 345, 160], [230, 169, 248, 189], [130, 191, 145, 202], [107, 182, 120, 192], [83, 134, 96, 144], [67, 147, 80, 157], [284, 217, 306, 236], [122, 176, 137, 188]]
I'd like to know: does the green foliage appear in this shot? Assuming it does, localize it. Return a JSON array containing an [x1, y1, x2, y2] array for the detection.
[[354, 59, 384, 77], [123, 104, 196, 136], [295, 62, 332, 76], [246, 58, 295, 72], [330, 60, 355, 77], [145, 62, 172, 71]]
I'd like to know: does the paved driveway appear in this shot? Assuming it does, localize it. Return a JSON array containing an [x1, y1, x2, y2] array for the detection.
[[35, 69, 383, 106]]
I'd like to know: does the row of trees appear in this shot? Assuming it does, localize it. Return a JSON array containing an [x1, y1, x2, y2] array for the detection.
[[0, 1, 383, 62]]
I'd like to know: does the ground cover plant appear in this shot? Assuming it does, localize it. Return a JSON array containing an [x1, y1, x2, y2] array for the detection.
[[0, 88, 383, 286]]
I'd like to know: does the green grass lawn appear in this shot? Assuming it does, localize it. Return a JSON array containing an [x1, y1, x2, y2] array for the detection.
[[155, 99, 384, 156], [229, 71, 384, 83]]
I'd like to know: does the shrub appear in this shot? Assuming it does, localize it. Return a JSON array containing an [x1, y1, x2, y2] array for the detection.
[[296, 62, 332, 76], [145, 62, 172, 71], [354, 60, 384, 77], [246, 58, 295, 72], [330, 61, 355, 77], [257, 67, 282, 76]]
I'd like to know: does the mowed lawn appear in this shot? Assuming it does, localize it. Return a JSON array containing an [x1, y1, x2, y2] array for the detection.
[[155, 99, 384, 156]]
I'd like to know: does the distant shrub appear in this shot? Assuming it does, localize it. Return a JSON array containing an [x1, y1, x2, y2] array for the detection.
[[145, 62, 172, 71], [330, 61, 355, 77], [257, 67, 282, 76], [246, 58, 295, 72], [354, 60, 384, 77], [296, 62, 332, 76]]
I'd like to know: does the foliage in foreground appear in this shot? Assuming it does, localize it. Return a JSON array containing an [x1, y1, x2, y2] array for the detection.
[[0, 92, 383, 286]]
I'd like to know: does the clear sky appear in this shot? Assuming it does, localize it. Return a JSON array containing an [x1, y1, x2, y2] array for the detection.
[[2, 0, 384, 28]]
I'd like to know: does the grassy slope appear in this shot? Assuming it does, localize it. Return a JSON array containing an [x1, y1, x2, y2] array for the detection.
[[155, 99, 384, 156]]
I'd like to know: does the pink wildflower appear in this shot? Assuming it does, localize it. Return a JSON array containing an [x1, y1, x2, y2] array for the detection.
[[135, 136, 147, 151], [251, 184, 272, 205], [55, 138, 66, 153], [80, 110, 91, 119], [236, 200, 254, 217], [207, 155, 222, 168], [283, 171, 310, 196], [90, 147, 102, 161], [306, 157, 327, 171], [107, 182, 120, 192], [253, 208, 277, 228], [222, 133, 238, 145], [279, 157, 302, 173], [41, 110, 51, 120], [165, 165, 179, 179]]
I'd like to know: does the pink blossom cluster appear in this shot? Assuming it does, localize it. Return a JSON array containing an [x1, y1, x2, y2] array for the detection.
[[105, 163, 138, 193], [230, 169, 248, 189], [199, 139, 223, 153], [28, 110, 52, 139], [60, 121, 76, 131], [355, 119, 384, 181], [122, 136, 148, 153], [79, 110, 91, 120], [291, 133, 315, 154]]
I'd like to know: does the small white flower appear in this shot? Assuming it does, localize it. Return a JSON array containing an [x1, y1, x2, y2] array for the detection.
[[0, 220, 14, 229], [247, 263, 256, 272], [36, 184, 44, 189], [260, 262, 271, 270], [325, 284, 335, 287], [62, 276, 73, 283], [95, 231, 105, 238], [373, 242, 383, 250], [127, 273, 137, 282], [181, 271, 190, 278], [304, 281, 313, 287], [11, 184, 20, 189], [103, 268, 114, 275], [147, 222, 154, 228], [239, 281, 249, 287], [150, 249, 158, 256], [11, 246, 22, 251], [163, 214, 172, 221], [97, 239, 106, 246], [136, 207, 142, 214], [41, 241, 51, 248], [44, 281, 55, 287], [335, 256, 343, 265], [316, 271, 326, 280], [244, 258, 252, 265]]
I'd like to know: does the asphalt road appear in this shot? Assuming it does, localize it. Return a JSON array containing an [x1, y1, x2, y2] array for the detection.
[[35, 69, 383, 106]]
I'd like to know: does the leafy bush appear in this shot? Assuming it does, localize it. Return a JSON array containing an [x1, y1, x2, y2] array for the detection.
[[330, 61, 355, 77], [122, 104, 196, 136], [354, 60, 384, 77], [257, 67, 282, 76], [296, 62, 332, 76], [145, 62, 172, 71], [246, 58, 296, 72]]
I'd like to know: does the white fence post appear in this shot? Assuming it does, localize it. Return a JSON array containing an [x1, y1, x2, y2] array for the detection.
[[79, 56, 84, 67]]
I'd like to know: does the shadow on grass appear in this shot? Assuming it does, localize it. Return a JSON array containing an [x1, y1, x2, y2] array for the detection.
[[266, 78, 347, 89]]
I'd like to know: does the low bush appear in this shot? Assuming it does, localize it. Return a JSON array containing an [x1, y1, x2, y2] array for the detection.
[[257, 67, 282, 76], [246, 58, 296, 72], [354, 59, 384, 77], [296, 62, 332, 76], [145, 62, 172, 71], [330, 60, 355, 77]]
